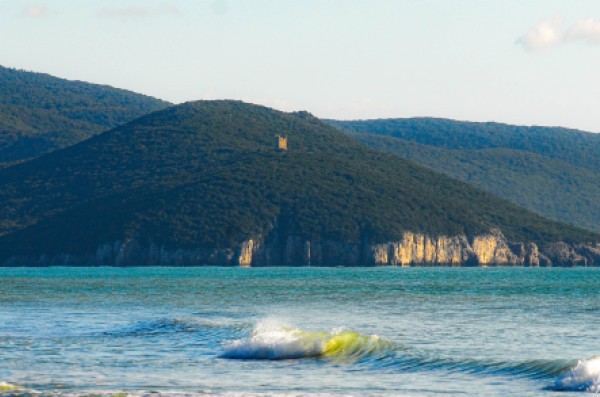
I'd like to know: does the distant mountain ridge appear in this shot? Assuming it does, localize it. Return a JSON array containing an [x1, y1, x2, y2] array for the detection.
[[0, 101, 598, 267], [327, 118, 600, 171], [0, 65, 171, 165], [327, 118, 600, 234]]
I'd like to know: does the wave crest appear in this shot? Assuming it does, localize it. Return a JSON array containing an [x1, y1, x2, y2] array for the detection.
[[220, 320, 392, 360], [553, 355, 600, 393]]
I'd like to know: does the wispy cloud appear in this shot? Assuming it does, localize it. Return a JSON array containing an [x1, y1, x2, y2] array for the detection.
[[98, 4, 179, 18], [518, 18, 563, 52], [519, 17, 600, 52], [565, 18, 600, 45], [24, 4, 48, 18]]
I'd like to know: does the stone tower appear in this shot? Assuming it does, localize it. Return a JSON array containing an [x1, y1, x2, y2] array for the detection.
[[275, 134, 288, 151]]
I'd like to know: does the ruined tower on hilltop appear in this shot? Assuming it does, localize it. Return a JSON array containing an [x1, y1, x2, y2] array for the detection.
[[275, 134, 288, 151]]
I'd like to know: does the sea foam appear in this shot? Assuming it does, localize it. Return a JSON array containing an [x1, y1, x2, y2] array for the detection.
[[553, 355, 600, 393]]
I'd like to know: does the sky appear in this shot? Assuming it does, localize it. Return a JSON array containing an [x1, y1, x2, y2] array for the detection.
[[1, 0, 600, 132]]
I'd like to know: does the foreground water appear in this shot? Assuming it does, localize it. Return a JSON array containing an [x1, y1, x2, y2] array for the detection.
[[0, 267, 599, 396]]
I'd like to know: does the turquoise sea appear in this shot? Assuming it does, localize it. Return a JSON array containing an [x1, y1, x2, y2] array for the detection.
[[1, 267, 599, 396]]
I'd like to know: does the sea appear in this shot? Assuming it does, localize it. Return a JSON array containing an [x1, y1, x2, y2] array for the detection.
[[1, 267, 599, 397]]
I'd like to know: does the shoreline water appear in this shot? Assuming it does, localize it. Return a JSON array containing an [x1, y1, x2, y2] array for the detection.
[[1, 267, 598, 396]]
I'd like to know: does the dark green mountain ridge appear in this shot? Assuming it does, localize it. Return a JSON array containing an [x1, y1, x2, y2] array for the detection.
[[0, 101, 598, 266], [4, 65, 596, 236], [327, 117, 600, 172], [328, 118, 600, 234], [0, 65, 171, 165]]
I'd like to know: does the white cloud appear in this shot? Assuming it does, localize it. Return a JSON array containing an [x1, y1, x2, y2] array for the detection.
[[519, 17, 600, 52], [518, 18, 563, 52], [24, 4, 47, 18], [98, 4, 179, 18], [565, 18, 600, 45]]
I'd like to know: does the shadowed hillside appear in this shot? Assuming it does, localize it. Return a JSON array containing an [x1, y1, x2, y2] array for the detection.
[[328, 118, 600, 234], [0, 65, 171, 165], [0, 101, 597, 266]]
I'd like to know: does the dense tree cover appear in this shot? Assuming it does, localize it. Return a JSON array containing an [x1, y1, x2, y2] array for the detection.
[[0, 101, 596, 260], [0, 65, 170, 164], [328, 119, 600, 234], [327, 118, 600, 173]]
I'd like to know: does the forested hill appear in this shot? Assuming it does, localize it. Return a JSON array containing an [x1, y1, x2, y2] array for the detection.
[[327, 118, 600, 172], [0, 101, 597, 266], [0, 65, 171, 165], [328, 118, 600, 234]]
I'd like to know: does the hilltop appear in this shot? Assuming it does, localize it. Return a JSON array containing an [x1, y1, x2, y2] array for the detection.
[[0, 65, 170, 165], [0, 101, 598, 266], [328, 118, 600, 234]]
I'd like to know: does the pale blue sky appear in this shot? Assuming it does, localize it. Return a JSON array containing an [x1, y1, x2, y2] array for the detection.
[[1, 0, 600, 131]]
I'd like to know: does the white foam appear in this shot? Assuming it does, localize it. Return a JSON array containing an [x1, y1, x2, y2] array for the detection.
[[0, 381, 24, 391], [221, 319, 325, 359], [554, 355, 600, 393]]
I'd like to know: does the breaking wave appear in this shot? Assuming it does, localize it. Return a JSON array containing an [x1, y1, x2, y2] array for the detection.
[[220, 320, 600, 394], [552, 355, 600, 393], [220, 319, 393, 360]]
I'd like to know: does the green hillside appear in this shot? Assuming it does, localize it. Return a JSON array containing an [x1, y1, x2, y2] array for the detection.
[[0, 65, 171, 165], [327, 118, 600, 172], [0, 101, 596, 262], [328, 119, 600, 233]]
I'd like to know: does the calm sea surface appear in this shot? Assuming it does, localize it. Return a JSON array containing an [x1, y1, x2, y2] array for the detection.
[[0, 267, 599, 396]]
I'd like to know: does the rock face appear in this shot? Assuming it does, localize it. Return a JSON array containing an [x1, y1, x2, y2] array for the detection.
[[3, 228, 599, 267], [541, 241, 600, 267]]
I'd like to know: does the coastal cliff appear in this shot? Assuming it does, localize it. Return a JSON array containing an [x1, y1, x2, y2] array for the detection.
[[4, 229, 599, 267]]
